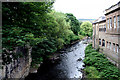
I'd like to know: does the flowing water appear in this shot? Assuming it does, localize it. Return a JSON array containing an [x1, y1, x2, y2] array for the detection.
[[25, 40, 89, 80]]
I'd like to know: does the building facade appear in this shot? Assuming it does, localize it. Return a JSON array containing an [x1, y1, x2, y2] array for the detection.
[[92, 1, 120, 65]]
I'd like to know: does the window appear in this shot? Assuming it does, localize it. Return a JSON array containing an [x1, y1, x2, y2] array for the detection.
[[117, 15, 120, 28], [99, 25, 106, 32], [107, 41, 109, 48], [109, 42, 111, 49], [110, 18, 112, 29], [107, 19, 109, 29], [99, 39, 101, 45], [114, 16, 116, 28], [99, 28, 102, 31], [102, 39, 105, 47], [113, 43, 115, 52], [116, 44, 119, 53], [105, 24, 106, 31]]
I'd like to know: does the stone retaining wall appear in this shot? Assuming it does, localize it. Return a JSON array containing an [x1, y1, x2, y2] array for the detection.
[[1, 47, 32, 79]]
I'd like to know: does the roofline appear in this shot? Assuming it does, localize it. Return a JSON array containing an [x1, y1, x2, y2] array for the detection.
[[92, 16, 106, 24], [105, 1, 120, 11], [93, 1, 120, 24], [92, 19, 106, 24], [104, 1, 120, 15]]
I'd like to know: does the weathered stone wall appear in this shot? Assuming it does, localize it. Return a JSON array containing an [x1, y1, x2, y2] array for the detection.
[[1, 47, 32, 79], [0, 53, 2, 80]]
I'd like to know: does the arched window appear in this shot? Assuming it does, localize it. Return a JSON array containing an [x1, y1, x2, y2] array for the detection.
[[109, 42, 111, 49], [113, 43, 115, 52], [102, 39, 105, 47], [116, 44, 119, 53], [107, 41, 109, 48], [99, 39, 101, 45]]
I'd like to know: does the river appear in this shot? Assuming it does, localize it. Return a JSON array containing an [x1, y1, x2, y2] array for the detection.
[[25, 40, 89, 80]]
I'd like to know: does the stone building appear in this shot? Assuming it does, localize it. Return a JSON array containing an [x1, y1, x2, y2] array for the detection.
[[92, 1, 120, 65]]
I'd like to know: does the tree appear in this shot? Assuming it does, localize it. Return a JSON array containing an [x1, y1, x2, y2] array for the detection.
[[79, 21, 93, 37], [2, 2, 82, 67], [66, 13, 80, 35], [2, 2, 54, 65]]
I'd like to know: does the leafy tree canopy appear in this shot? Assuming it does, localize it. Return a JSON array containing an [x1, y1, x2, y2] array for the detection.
[[79, 21, 92, 37], [66, 13, 81, 35]]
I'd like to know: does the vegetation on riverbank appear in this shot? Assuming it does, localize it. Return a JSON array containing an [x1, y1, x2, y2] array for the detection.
[[83, 44, 120, 79], [3, 2, 92, 68]]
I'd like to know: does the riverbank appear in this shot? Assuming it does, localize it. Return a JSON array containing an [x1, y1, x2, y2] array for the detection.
[[29, 37, 85, 73], [83, 44, 120, 79], [25, 38, 88, 80], [29, 37, 90, 76], [48, 37, 91, 63]]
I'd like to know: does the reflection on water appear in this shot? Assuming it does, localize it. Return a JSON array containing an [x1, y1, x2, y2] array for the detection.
[[25, 40, 88, 80], [56, 40, 88, 79]]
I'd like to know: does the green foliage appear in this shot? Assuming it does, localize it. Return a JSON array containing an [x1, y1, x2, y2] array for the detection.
[[79, 21, 93, 37], [2, 2, 53, 48], [84, 66, 100, 78], [31, 11, 83, 65], [2, 2, 54, 65], [84, 44, 120, 79], [2, 2, 83, 66], [66, 13, 81, 35]]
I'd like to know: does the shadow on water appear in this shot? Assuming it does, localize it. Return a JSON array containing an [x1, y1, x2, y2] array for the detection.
[[25, 40, 89, 80]]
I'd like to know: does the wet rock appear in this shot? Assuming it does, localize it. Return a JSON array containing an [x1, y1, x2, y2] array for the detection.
[[68, 50, 72, 52], [77, 58, 82, 61], [83, 64, 85, 67], [75, 54, 77, 56], [75, 47, 77, 49], [83, 41, 88, 44], [60, 51, 66, 53], [78, 69, 82, 72], [76, 67, 78, 69], [30, 68, 38, 73]]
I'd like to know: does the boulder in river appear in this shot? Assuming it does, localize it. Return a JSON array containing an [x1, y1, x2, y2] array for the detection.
[[77, 58, 82, 61]]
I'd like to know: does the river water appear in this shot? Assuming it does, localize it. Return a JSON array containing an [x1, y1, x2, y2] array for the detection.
[[25, 40, 88, 80]]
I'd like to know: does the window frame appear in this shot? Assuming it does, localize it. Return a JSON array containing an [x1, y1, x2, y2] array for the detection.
[[110, 18, 112, 29], [116, 44, 119, 53], [99, 39, 101, 45], [102, 39, 105, 47], [117, 15, 119, 29], [113, 43, 116, 52], [109, 42, 111, 49], [107, 41, 109, 48], [114, 16, 116, 29], [107, 19, 109, 29]]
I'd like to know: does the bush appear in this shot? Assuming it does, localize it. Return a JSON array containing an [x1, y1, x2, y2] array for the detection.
[[85, 49, 96, 54], [70, 35, 80, 42], [79, 35, 84, 40], [84, 66, 100, 78], [84, 44, 120, 79]]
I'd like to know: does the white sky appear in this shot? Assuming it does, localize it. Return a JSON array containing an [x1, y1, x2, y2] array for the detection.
[[53, 0, 120, 19]]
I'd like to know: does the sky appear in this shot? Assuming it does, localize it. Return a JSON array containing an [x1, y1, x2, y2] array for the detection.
[[53, 0, 120, 19]]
